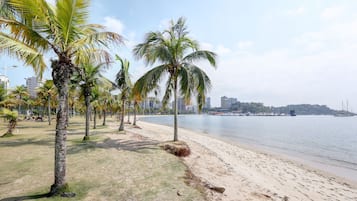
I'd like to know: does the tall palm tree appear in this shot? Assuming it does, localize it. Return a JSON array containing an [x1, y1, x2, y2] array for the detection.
[[99, 88, 113, 126], [133, 17, 217, 141], [0, 0, 122, 195], [115, 55, 132, 131], [11, 85, 29, 115], [73, 62, 111, 140], [37, 80, 56, 125]]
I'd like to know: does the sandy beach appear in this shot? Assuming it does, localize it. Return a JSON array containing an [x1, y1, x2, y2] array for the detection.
[[125, 119, 357, 201]]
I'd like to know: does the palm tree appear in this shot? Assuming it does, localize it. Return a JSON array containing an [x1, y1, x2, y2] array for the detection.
[[115, 55, 132, 131], [133, 17, 217, 141], [37, 80, 56, 125], [11, 85, 29, 116], [0, 108, 18, 137], [73, 62, 111, 140], [0, 0, 122, 195], [99, 89, 113, 126]]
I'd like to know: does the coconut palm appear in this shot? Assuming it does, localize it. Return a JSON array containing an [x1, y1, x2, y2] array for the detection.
[[133, 17, 217, 141], [10, 85, 29, 115], [115, 55, 132, 131], [99, 88, 113, 126], [0, 0, 122, 195], [37, 80, 56, 125], [0, 108, 18, 137], [73, 62, 112, 140]]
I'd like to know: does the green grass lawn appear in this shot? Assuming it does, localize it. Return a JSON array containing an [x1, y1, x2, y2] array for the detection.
[[0, 116, 205, 201]]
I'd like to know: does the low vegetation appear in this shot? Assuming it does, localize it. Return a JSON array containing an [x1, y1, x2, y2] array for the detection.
[[0, 117, 205, 200]]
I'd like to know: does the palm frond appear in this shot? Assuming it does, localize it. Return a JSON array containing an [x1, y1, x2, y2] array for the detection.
[[0, 18, 50, 51], [0, 32, 46, 76], [183, 50, 217, 67], [161, 74, 174, 107], [132, 64, 167, 99], [55, 0, 89, 47]]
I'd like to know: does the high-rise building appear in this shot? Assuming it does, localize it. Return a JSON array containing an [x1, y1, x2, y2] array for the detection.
[[172, 97, 186, 113], [221, 96, 237, 109], [0, 75, 10, 92], [204, 97, 211, 109], [25, 76, 41, 98]]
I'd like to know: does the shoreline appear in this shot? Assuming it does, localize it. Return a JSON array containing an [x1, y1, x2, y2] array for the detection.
[[130, 116, 357, 200], [139, 115, 357, 185]]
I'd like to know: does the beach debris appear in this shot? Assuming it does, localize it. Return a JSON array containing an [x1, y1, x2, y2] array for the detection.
[[283, 196, 289, 201], [177, 190, 182, 196], [204, 183, 225, 193], [251, 192, 272, 199], [159, 141, 191, 157], [60, 192, 76, 198]]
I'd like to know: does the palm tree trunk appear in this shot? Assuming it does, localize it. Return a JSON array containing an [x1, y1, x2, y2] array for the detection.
[[119, 99, 125, 131], [173, 79, 178, 141], [48, 96, 51, 125], [93, 107, 97, 129], [127, 102, 131, 123], [50, 61, 70, 195], [133, 103, 137, 126], [84, 94, 90, 140], [102, 109, 106, 126]]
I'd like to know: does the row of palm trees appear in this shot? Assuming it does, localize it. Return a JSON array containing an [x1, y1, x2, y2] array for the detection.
[[0, 0, 217, 196]]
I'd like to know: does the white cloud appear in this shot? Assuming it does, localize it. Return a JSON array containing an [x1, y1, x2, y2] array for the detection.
[[237, 41, 254, 49], [321, 6, 345, 20], [201, 42, 214, 51], [202, 15, 357, 109], [103, 16, 125, 34], [216, 45, 231, 55], [286, 7, 306, 16]]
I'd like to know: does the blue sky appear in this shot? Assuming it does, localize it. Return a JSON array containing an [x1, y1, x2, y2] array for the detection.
[[2, 0, 357, 110]]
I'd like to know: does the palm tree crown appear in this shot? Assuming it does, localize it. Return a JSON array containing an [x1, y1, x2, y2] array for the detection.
[[133, 17, 217, 141], [0, 0, 123, 195]]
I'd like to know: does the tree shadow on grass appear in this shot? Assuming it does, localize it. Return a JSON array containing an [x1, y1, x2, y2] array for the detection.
[[67, 137, 160, 155], [0, 192, 50, 201], [0, 138, 53, 147]]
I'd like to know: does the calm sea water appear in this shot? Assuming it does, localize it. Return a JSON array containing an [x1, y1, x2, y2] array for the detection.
[[141, 115, 357, 182]]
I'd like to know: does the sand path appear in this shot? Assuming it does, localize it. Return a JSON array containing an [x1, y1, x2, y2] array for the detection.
[[123, 119, 357, 201]]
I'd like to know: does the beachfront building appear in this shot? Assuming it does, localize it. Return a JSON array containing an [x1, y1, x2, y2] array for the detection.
[[25, 76, 41, 98], [0, 75, 10, 92], [221, 96, 237, 109], [171, 97, 187, 113], [141, 97, 161, 114]]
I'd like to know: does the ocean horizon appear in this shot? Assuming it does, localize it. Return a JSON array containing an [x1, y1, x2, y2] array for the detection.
[[141, 114, 357, 183]]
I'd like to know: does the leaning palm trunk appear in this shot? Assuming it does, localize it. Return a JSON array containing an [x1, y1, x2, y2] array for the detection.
[[48, 96, 51, 125], [51, 60, 71, 195], [84, 93, 91, 141], [119, 99, 125, 131], [173, 79, 178, 141]]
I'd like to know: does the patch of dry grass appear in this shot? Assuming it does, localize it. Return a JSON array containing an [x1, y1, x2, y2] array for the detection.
[[0, 116, 205, 200]]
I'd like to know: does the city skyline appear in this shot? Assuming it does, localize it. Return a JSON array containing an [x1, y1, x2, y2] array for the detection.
[[1, 0, 357, 110]]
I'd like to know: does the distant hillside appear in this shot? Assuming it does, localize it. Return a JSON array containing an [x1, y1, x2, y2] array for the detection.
[[271, 104, 346, 115], [226, 102, 354, 115]]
